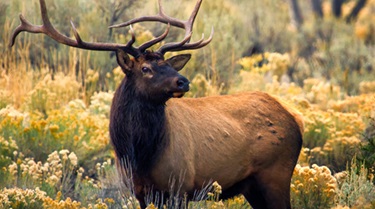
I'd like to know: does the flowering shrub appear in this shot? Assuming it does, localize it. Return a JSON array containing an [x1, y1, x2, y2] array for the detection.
[[89, 91, 114, 118], [0, 187, 47, 209], [329, 93, 375, 117], [303, 78, 342, 107], [303, 109, 334, 148], [0, 148, 118, 209], [7, 149, 78, 195], [359, 81, 375, 94], [0, 99, 111, 168], [26, 72, 81, 115], [238, 52, 290, 78], [229, 69, 266, 93], [302, 104, 366, 171], [186, 73, 224, 98], [0, 187, 113, 209], [291, 164, 337, 208]]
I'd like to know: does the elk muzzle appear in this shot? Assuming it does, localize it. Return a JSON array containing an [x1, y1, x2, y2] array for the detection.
[[173, 76, 190, 98]]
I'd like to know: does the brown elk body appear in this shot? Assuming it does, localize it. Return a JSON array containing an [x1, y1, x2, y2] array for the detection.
[[111, 85, 303, 209], [10, 0, 303, 209]]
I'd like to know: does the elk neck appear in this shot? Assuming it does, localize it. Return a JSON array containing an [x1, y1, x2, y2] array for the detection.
[[110, 77, 169, 177]]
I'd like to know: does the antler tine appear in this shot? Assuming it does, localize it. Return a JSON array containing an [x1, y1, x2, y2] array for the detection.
[[126, 26, 136, 48], [10, 0, 75, 48], [158, 26, 213, 54], [157, 32, 192, 54], [9, 0, 145, 58], [110, 0, 210, 55], [9, 14, 36, 47], [110, 0, 203, 37], [185, 0, 203, 36], [139, 24, 170, 52], [183, 27, 214, 49], [70, 20, 84, 45], [109, 0, 185, 30]]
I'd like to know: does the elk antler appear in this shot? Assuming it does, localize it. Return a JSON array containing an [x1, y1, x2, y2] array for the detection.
[[109, 0, 214, 54], [9, 0, 212, 57]]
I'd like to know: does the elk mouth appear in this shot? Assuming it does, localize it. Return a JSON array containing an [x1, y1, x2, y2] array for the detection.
[[167, 87, 189, 98], [168, 77, 190, 98], [172, 92, 186, 98]]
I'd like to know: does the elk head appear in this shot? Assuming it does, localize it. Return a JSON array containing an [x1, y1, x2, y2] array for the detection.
[[10, 0, 213, 104], [116, 50, 191, 104]]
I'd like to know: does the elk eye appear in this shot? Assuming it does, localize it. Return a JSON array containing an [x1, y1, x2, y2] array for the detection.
[[141, 67, 151, 74]]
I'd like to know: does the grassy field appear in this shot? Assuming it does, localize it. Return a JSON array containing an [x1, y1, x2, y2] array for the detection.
[[1, 0, 375, 208]]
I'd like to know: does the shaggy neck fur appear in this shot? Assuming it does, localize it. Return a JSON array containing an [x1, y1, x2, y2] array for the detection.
[[110, 77, 168, 177]]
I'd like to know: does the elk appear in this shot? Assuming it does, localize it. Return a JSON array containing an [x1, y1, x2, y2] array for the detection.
[[10, 0, 303, 208]]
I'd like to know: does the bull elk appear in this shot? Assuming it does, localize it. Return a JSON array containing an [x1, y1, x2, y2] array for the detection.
[[10, 0, 304, 208]]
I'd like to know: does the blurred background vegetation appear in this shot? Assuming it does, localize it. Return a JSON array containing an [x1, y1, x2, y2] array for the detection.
[[1, 0, 375, 208]]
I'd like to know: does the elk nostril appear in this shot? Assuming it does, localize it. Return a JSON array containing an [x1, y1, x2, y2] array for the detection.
[[176, 77, 189, 89], [177, 79, 185, 88]]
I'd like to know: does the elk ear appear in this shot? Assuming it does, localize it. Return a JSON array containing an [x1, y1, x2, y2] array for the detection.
[[166, 54, 191, 71], [116, 50, 132, 74]]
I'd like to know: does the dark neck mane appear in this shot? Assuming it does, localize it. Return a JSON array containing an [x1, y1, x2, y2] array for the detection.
[[110, 77, 168, 177]]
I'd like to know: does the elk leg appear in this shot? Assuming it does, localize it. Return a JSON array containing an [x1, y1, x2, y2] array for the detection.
[[133, 183, 148, 209], [244, 168, 293, 209], [135, 193, 147, 209], [241, 177, 268, 209]]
